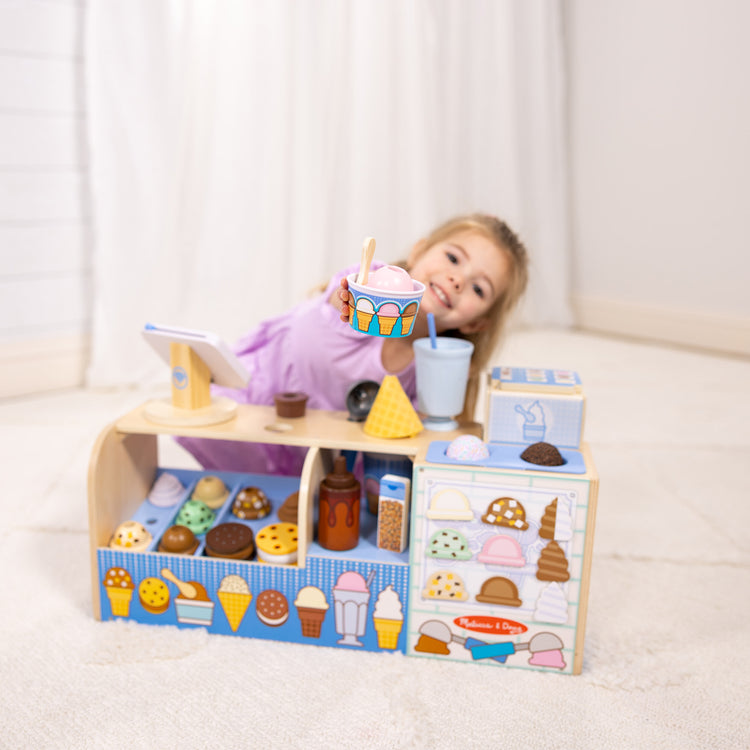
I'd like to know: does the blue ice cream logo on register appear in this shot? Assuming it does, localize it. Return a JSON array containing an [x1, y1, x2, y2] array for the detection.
[[172, 366, 188, 390], [515, 400, 547, 442]]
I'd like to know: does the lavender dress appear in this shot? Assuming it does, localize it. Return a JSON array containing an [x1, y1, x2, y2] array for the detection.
[[176, 263, 416, 476]]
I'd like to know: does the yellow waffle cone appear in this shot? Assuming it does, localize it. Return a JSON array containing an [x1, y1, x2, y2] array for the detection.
[[356, 311, 374, 332], [374, 617, 403, 649], [364, 376, 423, 438], [377, 316, 398, 335], [106, 587, 133, 617], [400, 315, 416, 335], [218, 591, 252, 632]]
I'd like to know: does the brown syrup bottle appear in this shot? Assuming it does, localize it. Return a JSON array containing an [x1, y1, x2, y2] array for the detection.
[[318, 455, 361, 551]]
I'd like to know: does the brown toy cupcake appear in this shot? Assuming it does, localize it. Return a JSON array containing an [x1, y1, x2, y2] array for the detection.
[[273, 391, 308, 418], [158, 524, 199, 555], [205, 522, 255, 560]]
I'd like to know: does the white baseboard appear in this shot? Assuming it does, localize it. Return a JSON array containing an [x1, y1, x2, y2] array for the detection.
[[0, 334, 90, 399], [572, 294, 750, 358]]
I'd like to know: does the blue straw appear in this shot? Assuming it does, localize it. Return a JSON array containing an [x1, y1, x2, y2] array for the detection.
[[427, 312, 437, 349]]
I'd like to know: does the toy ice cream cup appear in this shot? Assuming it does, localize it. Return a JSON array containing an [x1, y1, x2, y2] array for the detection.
[[346, 267, 425, 339]]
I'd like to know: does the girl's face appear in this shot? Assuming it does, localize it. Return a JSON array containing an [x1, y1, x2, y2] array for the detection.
[[408, 230, 510, 334]]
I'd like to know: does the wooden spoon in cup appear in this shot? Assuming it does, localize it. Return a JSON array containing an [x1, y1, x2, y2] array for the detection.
[[356, 237, 376, 285], [160, 567, 197, 599]]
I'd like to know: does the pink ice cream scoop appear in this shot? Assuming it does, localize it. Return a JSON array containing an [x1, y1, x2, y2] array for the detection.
[[524, 632, 567, 670], [528, 649, 566, 669], [378, 302, 400, 317], [366, 265, 414, 292], [334, 571, 369, 592]]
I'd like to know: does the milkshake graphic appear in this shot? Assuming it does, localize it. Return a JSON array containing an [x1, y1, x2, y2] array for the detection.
[[333, 570, 375, 646], [515, 400, 547, 442]]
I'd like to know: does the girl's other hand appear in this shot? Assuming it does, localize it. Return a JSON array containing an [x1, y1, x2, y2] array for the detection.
[[338, 277, 351, 322]]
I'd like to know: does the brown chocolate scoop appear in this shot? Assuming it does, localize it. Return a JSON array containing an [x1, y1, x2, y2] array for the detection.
[[158, 524, 199, 554], [277, 491, 299, 523], [520, 442, 565, 466]]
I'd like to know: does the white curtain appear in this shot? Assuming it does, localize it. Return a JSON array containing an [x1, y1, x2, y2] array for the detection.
[[85, 0, 571, 387]]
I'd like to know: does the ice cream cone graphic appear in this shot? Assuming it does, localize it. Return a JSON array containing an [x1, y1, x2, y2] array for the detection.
[[354, 298, 375, 332], [102, 567, 134, 617], [217, 575, 252, 632], [378, 317, 398, 335], [297, 607, 327, 637], [400, 302, 418, 335], [107, 587, 134, 617], [372, 584, 403, 650], [294, 586, 329, 638], [377, 303, 400, 335], [373, 617, 403, 649]]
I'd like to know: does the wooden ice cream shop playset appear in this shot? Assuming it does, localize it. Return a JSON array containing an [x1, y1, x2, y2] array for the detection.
[[88, 314, 598, 675]]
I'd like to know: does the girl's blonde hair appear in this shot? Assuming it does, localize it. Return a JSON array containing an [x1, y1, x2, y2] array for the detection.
[[401, 213, 529, 421]]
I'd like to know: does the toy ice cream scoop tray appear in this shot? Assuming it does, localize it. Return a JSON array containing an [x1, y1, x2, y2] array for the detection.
[[88, 365, 598, 674]]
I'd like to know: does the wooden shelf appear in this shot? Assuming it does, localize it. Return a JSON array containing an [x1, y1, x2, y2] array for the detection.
[[115, 401, 480, 456]]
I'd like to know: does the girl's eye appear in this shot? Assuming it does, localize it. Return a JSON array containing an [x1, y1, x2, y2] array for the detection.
[[473, 283, 485, 298], [446, 252, 458, 264]]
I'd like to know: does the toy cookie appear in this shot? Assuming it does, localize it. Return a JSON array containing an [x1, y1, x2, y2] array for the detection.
[[205, 523, 255, 560], [255, 523, 298, 565], [138, 577, 170, 614]]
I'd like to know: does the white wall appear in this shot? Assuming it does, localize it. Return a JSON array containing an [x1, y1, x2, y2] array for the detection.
[[0, 0, 90, 398], [1, 2, 746, 400], [566, 0, 750, 356]]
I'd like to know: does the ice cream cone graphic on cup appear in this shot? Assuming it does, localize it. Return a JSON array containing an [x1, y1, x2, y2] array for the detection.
[[102, 567, 135, 617], [400, 302, 418, 336], [354, 298, 375, 332], [217, 575, 252, 632], [373, 584, 403, 649], [377, 303, 400, 335]]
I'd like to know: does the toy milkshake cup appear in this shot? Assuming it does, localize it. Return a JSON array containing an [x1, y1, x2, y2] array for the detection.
[[333, 570, 374, 646], [414, 337, 474, 431]]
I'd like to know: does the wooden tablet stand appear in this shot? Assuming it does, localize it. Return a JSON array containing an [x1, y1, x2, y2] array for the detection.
[[142, 343, 239, 427]]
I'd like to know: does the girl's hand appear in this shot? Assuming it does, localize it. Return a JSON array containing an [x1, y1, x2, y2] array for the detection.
[[338, 277, 351, 322], [328, 277, 351, 322]]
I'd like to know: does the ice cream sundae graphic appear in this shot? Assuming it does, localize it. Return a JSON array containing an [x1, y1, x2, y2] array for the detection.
[[333, 569, 376, 646], [514, 400, 547, 443]]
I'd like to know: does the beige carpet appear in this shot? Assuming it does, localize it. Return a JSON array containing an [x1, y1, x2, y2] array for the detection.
[[1, 329, 748, 749]]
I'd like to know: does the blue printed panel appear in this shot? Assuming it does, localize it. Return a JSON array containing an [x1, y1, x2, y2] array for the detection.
[[485, 392, 584, 449], [98, 549, 409, 653]]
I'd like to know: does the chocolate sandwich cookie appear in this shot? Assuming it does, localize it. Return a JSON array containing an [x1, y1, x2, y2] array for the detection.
[[204, 522, 255, 560], [256, 589, 289, 627]]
